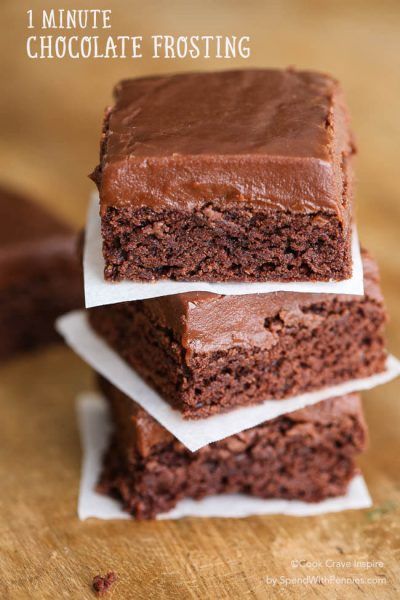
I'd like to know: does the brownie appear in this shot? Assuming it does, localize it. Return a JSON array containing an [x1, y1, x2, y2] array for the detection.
[[0, 186, 83, 359], [89, 251, 387, 419], [97, 377, 367, 520], [92, 68, 355, 283]]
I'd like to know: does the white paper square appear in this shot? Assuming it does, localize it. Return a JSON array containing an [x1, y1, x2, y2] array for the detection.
[[57, 310, 400, 452], [84, 195, 364, 308], [77, 392, 372, 521]]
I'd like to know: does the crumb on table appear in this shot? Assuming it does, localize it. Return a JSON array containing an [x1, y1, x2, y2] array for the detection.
[[92, 572, 117, 596]]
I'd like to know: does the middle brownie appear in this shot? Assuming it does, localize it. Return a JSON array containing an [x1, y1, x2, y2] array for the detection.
[[89, 251, 387, 419]]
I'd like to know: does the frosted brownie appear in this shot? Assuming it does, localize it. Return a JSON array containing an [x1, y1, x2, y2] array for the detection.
[[0, 186, 83, 359], [97, 377, 367, 520], [91, 68, 355, 282], [89, 251, 386, 418]]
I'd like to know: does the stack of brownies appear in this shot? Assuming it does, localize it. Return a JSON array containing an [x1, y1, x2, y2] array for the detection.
[[80, 69, 390, 519]]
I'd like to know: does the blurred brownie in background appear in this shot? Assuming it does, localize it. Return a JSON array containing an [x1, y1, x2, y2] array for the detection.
[[0, 186, 83, 360]]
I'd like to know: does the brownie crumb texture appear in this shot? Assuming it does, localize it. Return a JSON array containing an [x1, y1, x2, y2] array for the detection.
[[92, 572, 117, 596], [101, 206, 352, 283]]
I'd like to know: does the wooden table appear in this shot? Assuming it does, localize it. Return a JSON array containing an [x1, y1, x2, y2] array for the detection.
[[1, 1, 399, 597]]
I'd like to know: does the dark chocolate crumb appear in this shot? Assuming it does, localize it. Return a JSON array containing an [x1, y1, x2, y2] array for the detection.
[[92, 572, 117, 596]]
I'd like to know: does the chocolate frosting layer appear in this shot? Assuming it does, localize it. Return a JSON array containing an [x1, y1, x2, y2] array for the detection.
[[139, 250, 384, 356], [94, 69, 354, 216]]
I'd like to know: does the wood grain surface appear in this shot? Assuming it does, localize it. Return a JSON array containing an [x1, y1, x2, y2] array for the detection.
[[1, 1, 399, 598]]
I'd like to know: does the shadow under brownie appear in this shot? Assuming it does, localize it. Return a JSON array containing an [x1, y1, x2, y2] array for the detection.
[[89, 251, 387, 419], [92, 69, 355, 283], [97, 377, 367, 520]]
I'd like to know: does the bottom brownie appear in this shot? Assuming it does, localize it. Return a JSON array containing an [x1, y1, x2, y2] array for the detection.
[[97, 378, 367, 520]]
